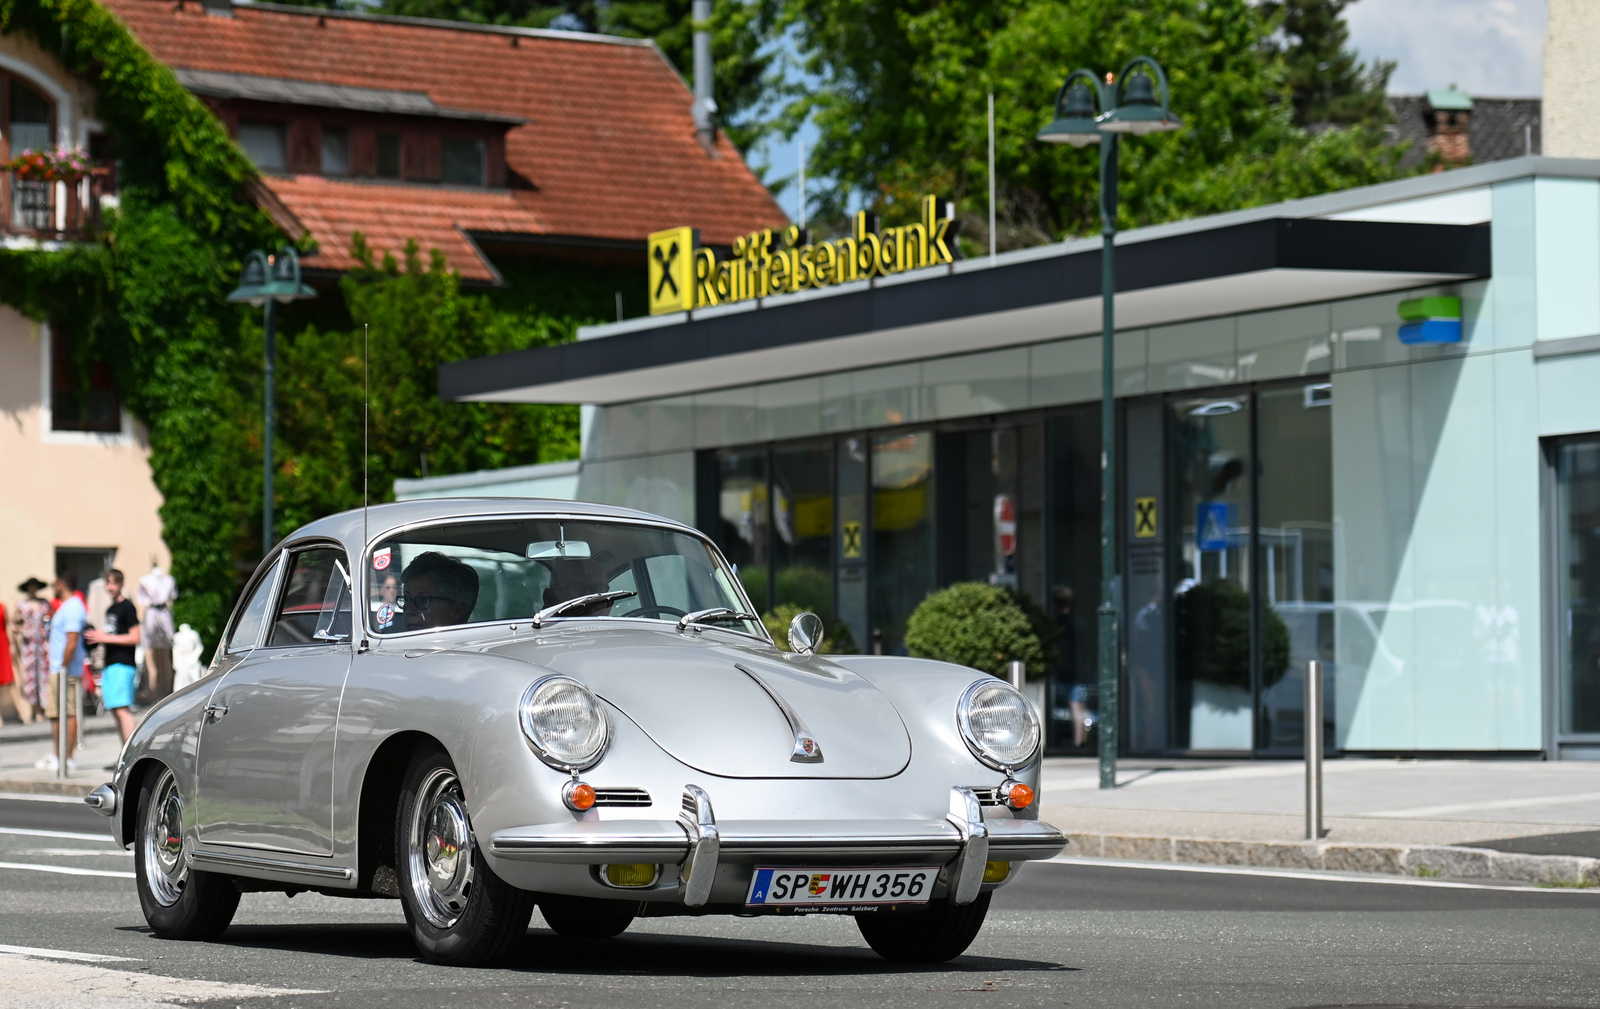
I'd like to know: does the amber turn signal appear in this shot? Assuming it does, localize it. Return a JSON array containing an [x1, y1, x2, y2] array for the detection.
[[982, 860, 1012, 883], [563, 780, 596, 811], [1004, 781, 1035, 810]]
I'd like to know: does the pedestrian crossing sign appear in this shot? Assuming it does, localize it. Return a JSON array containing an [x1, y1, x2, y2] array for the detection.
[[1198, 502, 1229, 551]]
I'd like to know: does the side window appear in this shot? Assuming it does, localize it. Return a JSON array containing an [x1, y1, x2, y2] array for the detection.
[[268, 547, 351, 646], [225, 561, 280, 655]]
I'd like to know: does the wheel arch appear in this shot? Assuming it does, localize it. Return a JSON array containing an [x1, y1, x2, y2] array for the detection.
[[356, 730, 448, 895], [119, 756, 168, 848]]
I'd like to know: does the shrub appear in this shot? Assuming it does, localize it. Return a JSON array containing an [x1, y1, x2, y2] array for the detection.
[[1174, 581, 1291, 690], [763, 603, 858, 654], [903, 582, 1051, 678]]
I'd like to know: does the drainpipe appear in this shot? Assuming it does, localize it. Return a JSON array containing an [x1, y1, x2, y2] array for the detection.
[[692, 0, 717, 155]]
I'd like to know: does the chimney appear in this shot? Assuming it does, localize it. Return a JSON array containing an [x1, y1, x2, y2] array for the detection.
[[1546, 0, 1600, 157], [692, 0, 717, 155], [1424, 85, 1473, 170], [200, 0, 234, 16]]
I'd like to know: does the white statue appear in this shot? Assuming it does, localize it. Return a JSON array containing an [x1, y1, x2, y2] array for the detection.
[[172, 623, 204, 691]]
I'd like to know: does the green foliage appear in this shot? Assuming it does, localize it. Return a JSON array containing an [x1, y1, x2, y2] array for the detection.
[[903, 582, 1052, 678], [780, 0, 1406, 247], [273, 237, 581, 531], [1260, 0, 1392, 129], [1174, 581, 1291, 691], [276, 0, 782, 152], [774, 565, 832, 616], [762, 602, 857, 654]]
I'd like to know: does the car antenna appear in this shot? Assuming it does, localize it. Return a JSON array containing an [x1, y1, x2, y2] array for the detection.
[[360, 321, 371, 654]]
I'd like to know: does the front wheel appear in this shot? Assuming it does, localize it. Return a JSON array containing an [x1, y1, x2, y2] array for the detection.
[[854, 892, 991, 963], [134, 766, 240, 940], [395, 745, 535, 966]]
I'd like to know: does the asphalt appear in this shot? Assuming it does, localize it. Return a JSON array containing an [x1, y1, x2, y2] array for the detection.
[[2, 794, 1600, 1009]]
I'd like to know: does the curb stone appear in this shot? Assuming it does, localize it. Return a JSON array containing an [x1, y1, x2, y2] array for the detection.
[[1065, 832, 1600, 887], [0, 779, 96, 797]]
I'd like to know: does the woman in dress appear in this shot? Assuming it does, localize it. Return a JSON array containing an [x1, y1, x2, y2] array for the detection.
[[0, 595, 26, 723], [12, 577, 51, 724]]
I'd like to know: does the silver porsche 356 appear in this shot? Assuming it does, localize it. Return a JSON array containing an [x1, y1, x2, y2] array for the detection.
[[88, 500, 1065, 965]]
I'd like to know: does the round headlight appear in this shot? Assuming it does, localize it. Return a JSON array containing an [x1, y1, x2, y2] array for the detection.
[[957, 679, 1041, 770], [519, 675, 610, 771]]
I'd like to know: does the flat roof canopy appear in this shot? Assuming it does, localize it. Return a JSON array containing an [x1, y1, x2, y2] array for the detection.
[[440, 217, 1490, 405]]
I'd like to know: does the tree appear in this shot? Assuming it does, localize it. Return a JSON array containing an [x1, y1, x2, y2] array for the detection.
[[781, 0, 1405, 249], [1260, 0, 1392, 129]]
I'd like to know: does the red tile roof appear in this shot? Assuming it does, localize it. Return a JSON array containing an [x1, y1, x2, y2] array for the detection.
[[102, 0, 787, 280]]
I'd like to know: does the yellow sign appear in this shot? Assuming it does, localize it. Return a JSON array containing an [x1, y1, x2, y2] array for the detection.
[[842, 520, 863, 559], [648, 226, 696, 314], [1134, 496, 1158, 539], [649, 195, 958, 315]]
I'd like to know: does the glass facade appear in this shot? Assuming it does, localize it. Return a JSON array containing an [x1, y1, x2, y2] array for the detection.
[[1553, 438, 1600, 739]]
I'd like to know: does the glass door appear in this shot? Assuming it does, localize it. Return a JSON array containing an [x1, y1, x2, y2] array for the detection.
[[1552, 438, 1600, 747]]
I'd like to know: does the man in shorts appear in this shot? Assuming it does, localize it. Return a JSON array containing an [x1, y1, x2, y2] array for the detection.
[[38, 570, 87, 772], [87, 569, 141, 748]]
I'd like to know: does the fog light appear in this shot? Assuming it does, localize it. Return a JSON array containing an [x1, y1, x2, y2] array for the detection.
[[983, 861, 1012, 883], [563, 780, 596, 811], [603, 863, 660, 888], [1003, 780, 1035, 810]]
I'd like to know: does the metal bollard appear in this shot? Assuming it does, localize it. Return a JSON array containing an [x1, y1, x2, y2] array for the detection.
[[1009, 659, 1025, 691], [1304, 659, 1323, 840], [57, 670, 69, 780]]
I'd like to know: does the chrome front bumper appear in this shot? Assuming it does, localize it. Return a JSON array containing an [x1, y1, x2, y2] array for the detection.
[[489, 786, 1067, 906]]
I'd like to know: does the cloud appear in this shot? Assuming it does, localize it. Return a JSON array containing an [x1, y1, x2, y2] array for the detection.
[[1343, 0, 1545, 96]]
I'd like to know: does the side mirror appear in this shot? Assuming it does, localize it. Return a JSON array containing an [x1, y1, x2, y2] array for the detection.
[[787, 611, 825, 655]]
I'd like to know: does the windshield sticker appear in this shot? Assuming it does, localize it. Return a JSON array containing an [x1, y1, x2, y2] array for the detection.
[[373, 547, 392, 571]]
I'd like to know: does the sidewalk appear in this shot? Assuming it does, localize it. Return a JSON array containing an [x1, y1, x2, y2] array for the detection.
[[0, 713, 122, 795], [1040, 756, 1600, 886]]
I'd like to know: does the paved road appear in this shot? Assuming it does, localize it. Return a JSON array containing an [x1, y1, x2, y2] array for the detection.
[[2, 796, 1598, 1009]]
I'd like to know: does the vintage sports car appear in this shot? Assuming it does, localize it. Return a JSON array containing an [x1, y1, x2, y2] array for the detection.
[[88, 500, 1065, 965]]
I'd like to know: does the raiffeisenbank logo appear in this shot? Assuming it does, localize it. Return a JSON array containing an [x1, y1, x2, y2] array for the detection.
[[647, 195, 958, 316]]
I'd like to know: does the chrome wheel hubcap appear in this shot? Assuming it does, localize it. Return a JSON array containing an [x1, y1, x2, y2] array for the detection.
[[141, 769, 188, 906], [407, 768, 476, 929]]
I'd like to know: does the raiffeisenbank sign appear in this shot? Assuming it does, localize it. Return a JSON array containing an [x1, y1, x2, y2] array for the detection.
[[647, 195, 958, 316]]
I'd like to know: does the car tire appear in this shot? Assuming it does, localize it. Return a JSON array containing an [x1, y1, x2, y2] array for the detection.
[[854, 892, 992, 963], [538, 895, 640, 939], [395, 745, 535, 966], [134, 766, 240, 941]]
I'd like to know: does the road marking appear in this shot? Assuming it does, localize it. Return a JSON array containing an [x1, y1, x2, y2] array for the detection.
[[0, 792, 95, 804], [0, 944, 136, 962], [1043, 855, 1600, 893], [3, 827, 112, 842], [0, 860, 134, 879], [1370, 789, 1600, 818], [22, 848, 132, 857]]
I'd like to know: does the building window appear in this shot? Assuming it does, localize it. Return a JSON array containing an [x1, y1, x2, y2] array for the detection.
[[375, 132, 401, 179], [238, 122, 286, 172], [441, 137, 485, 186], [321, 127, 350, 176], [7, 77, 54, 231], [50, 321, 122, 433]]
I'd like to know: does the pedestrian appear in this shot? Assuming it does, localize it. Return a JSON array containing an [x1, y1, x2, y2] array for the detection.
[[13, 578, 50, 724], [86, 569, 140, 749], [0, 594, 30, 724], [38, 570, 87, 772], [138, 563, 177, 702]]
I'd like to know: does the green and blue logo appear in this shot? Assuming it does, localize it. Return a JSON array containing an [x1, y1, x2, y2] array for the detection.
[[1398, 295, 1462, 345]]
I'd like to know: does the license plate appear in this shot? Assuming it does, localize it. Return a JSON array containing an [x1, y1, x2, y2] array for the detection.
[[745, 866, 938, 907]]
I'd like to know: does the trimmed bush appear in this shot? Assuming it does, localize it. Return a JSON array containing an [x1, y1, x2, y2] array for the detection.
[[763, 603, 858, 655], [904, 582, 1051, 678]]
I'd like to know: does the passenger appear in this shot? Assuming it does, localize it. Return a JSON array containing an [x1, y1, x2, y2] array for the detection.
[[401, 552, 478, 631], [373, 572, 402, 632]]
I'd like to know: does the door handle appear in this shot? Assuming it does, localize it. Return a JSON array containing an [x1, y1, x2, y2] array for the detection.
[[204, 703, 228, 721]]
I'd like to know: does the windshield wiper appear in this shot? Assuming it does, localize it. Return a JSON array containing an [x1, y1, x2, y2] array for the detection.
[[677, 607, 760, 632], [532, 590, 636, 627]]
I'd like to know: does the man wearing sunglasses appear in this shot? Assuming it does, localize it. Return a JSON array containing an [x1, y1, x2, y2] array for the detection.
[[400, 552, 479, 631]]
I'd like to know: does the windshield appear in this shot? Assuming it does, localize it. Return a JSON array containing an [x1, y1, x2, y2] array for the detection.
[[367, 518, 761, 637]]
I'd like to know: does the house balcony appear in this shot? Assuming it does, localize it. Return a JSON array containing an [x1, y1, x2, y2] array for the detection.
[[3, 169, 108, 244]]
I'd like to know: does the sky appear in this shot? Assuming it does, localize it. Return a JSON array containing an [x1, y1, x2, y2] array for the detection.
[[759, 0, 1549, 223]]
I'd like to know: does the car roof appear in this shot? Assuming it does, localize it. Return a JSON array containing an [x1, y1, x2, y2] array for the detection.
[[282, 497, 699, 555]]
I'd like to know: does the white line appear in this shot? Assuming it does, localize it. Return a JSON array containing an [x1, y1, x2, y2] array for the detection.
[[1043, 855, 1600, 893], [0, 791, 92, 805], [0, 943, 137, 963], [0, 860, 134, 879], [23, 848, 132, 857], [3, 827, 112, 841], [1369, 790, 1600, 818]]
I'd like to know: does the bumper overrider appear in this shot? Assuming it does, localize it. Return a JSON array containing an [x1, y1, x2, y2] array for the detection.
[[489, 785, 1067, 906]]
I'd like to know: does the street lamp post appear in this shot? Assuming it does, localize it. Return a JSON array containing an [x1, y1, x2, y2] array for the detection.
[[228, 247, 316, 555], [1038, 59, 1180, 790]]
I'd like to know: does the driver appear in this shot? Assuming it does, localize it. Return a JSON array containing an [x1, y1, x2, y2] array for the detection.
[[402, 552, 479, 631]]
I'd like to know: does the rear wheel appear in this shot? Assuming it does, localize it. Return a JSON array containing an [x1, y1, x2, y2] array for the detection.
[[134, 766, 240, 940], [854, 892, 991, 963], [538, 895, 639, 939], [395, 746, 535, 966]]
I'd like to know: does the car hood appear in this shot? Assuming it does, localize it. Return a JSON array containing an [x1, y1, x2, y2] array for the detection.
[[485, 627, 912, 779]]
